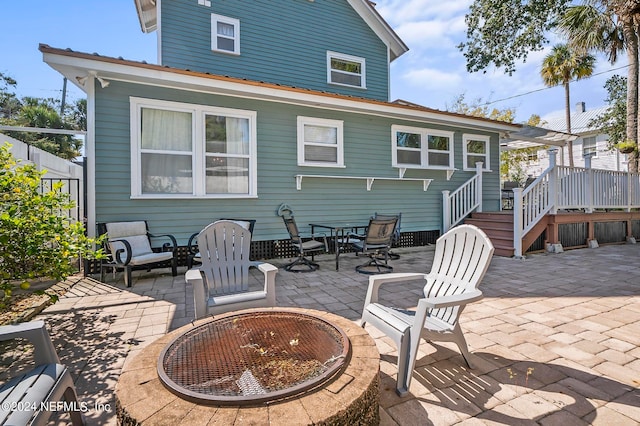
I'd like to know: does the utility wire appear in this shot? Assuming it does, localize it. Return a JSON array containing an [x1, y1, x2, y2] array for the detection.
[[480, 64, 631, 107]]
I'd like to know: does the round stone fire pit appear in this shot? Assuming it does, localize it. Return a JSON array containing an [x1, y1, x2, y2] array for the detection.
[[116, 308, 380, 425], [157, 310, 350, 405]]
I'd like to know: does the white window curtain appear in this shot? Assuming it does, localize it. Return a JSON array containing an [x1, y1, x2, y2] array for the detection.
[[140, 108, 192, 194], [205, 116, 249, 194]]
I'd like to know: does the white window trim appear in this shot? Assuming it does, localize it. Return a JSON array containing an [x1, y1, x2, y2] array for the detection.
[[130, 97, 257, 199], [297, 116, 345, 168], [582, 136, 598, 158], [326, 51, 366, 89], [211, 13, 240, 55], [391, 125, 454, 170], [462, 133, 491, 171]]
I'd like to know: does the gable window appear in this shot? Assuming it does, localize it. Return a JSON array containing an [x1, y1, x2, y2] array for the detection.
[[392, 125, 454, 169], [462, 134, 490, 170], [131, 97, 256, 198], [583, 136, 597, 157], [327, 51, 366, 89], [211, 14, 240, 55], [297, 116, 344, 167]]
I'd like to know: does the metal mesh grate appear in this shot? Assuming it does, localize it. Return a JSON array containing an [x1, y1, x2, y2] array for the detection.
[[158, 311, 350, 405]]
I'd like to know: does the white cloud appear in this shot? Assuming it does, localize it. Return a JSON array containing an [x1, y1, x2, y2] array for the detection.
[[375, 0, 472, 24], [401, 67, 462, 89]]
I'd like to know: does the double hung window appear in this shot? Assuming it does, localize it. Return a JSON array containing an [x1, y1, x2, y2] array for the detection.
[[582, 136, 597, 156], [131, 97, 256, 198], [392, 125, 454, 169], [327, 51, 366, 89], [462, 134, 490, 170], [297, 116, 344, 167], [211, 13, 240, 54]]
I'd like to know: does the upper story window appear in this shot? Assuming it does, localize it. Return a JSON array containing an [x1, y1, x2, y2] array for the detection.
[[392, 125, 454, 169], [327, 51, 366, 89], [462, 134, 490, 170], [583, 136, 597, 157], [297, 116, 344, 167], [130, 97, 256, 198], [211, 14, 240, 55]]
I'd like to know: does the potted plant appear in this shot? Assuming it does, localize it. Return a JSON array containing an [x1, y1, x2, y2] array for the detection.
[[616, 139, 637, 154]]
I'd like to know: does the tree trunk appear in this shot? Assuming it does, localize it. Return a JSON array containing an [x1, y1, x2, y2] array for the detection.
[[622, 18, 639, 172], [564, 81, 574, 167]]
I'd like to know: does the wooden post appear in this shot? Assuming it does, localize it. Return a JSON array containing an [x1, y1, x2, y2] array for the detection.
[[442, 190, 451, 233], [475, 162, 483, 213], [548, 149, 558, 215], [513, 187, 523, 258], [584, 153, 594, 213]]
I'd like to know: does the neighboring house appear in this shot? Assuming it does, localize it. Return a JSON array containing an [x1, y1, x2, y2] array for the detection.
[[524, 102, 628, 176], [40, 0, 521, 247]]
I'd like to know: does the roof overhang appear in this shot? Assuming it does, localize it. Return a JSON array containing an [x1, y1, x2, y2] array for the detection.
[[40, 44, 519, 134], [132, 0, 408, 60], [346, 0, 408, 61], [500, 125, 578, 151], [134, 0, 157, 33]]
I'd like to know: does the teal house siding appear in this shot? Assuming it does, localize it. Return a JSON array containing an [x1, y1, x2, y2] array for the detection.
[[159, 0, 390, 101], [93, 79, 503, 245], [41, 0, 520, 252]]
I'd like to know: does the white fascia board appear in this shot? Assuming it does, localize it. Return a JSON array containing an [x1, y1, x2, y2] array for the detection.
[[346, 0, 408, 61], [43, 51, 518, 134]]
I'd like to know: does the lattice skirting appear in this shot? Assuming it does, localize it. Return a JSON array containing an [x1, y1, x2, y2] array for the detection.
[[84, 230, 440, 274]]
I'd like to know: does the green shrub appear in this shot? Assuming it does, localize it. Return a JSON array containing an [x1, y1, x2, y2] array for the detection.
[[0, 142, 102, 299]]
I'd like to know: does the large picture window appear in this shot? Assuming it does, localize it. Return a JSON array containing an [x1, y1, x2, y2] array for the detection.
[[211, 13, 240, 55], [392, 125, 454, 169], [297, 116, 344, 167], [462, 134, 490, 170], [131, 97, 256, 198], [327, 51, 366, 89]]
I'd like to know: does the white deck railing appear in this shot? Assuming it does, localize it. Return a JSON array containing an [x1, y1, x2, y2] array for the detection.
[[442, 162, 483, 232], [513, 150, 640, 257]]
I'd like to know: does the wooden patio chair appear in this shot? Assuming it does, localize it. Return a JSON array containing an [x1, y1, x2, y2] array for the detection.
[[186, 220, 278, 319], [360, 224, 494, 396], [97, 221, 177, 287]]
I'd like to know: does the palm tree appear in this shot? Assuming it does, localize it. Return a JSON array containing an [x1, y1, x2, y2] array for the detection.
[[540, 44, 596, 167], [559, 2, 639, 172]]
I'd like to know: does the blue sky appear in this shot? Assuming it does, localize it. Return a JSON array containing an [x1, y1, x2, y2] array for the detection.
[[1, 0, 627, 124]]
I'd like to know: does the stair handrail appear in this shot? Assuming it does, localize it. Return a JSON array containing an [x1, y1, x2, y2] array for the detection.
[[442, 162, 483, 232], [513, 150, 558, 257]]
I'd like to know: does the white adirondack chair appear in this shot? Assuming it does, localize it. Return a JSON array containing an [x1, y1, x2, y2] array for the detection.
[[0, 321, 84, 425], [186, 220, 278, 319], [360, 224, 494, 396]]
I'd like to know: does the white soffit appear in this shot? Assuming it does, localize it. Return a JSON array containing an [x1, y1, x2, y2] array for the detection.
[[501, 125, 577, 151]]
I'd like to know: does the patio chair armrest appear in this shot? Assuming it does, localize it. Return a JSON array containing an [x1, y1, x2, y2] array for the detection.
[[187, 232, 199, 255], [110, 238, 133, 265], [148, 232, 178, 252], [308, 233, 329, 252], [253, 262, 278, 295], [423, 289, 483, 309], [364, 273, 427, 305], [0, 320, 59, 365], [186, 269, 207, 320]]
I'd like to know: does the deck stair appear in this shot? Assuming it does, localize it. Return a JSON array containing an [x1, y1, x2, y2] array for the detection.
[[464, 212, 515, 257]]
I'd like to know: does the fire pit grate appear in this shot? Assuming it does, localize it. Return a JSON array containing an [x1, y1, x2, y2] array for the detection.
[[157, 310, 351, 405]]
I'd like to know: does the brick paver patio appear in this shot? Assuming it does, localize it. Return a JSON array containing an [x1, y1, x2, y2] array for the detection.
[[7, 243, 640, 424]]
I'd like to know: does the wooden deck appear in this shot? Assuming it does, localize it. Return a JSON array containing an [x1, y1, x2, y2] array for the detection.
[[466, 210, 640, 257]]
